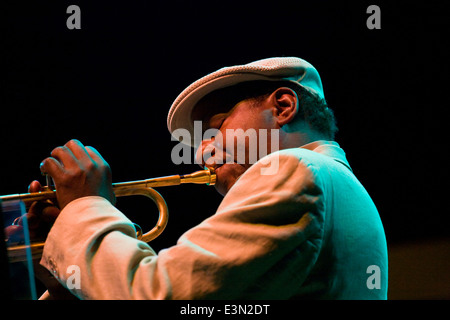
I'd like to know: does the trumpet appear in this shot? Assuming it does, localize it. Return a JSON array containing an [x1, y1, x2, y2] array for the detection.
[[2, 168, 216, 262]]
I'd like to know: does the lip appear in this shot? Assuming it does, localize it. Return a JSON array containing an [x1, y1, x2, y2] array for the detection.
[[209, 163, 224, 174], [211, 161, 235, 171], [211, 161, 245, 175], [207, 159, 229, 171], [206, 163, 226, 177]]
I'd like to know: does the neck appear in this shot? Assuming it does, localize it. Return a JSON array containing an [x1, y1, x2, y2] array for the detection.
[[279, 127, 327, 150]]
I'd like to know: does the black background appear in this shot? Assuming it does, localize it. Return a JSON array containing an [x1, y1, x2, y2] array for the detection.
[[3, 0, 449, 255]]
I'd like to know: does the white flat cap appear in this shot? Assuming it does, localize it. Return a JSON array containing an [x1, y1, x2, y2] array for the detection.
[[167, 57, 324, 147]]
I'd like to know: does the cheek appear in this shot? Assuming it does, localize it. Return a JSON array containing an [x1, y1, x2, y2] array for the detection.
[[217, 107, 276, 162], [261, 108, 275, 124]]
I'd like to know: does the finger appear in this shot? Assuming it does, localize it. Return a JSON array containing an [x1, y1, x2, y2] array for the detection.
[[28, 180, 42, 193], [4, 225, 24, 242], [40, 157, 65, 177], [65, 139, 94, 165], [41, 205, 60, 224], [27, 201, 43, 227], [51, 145, 78, 169], [86, 146, 107, 166]]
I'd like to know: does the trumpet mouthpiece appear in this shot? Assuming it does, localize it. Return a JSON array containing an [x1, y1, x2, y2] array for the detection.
[[180, 168, 216, 186]]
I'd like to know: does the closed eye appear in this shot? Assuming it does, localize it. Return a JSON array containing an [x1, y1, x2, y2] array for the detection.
[[208, 113, 227, 130], [206, 103, 239, 130]]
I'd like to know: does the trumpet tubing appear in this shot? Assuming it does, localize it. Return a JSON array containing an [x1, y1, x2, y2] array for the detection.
[[2, 168, 216, 263]]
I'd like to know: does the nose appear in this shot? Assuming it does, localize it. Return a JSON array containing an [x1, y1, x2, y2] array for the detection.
[[195, 138, 214, 169], [196, 136, 227, 169]]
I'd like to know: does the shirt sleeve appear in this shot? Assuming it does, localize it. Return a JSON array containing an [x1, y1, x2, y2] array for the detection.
[[40, 151, 326, 299]]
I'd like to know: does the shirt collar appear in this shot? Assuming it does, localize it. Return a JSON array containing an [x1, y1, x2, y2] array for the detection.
[[300, 140, 352, 171]]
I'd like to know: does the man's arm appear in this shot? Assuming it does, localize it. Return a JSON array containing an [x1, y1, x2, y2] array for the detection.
[[41, 145, 326, 299]]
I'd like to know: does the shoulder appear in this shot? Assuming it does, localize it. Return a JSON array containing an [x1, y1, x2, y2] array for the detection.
[[220, 148, 325, 209], [243, 147, 327, 182], [274, 147, 336, 168], [215, 147, 327, 233]]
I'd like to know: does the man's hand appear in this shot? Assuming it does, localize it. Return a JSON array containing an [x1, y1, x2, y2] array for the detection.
[[40, 139, 115, 210], [4, 181, 60, 243], [4, 139, 114, 299], [4, 181, 75, 298]]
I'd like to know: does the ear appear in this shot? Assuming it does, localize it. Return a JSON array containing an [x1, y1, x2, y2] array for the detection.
[[270, 87, 298, 127]]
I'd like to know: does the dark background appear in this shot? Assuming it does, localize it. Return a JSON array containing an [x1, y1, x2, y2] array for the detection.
[[3, 1, 449, 298]]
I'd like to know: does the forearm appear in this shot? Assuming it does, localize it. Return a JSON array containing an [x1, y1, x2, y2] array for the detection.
[[40, 152, 325, 299], [40, 196, 160, 299]]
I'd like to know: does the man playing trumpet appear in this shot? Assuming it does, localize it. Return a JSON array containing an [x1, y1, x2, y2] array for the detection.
[[20, 57, 388, 299]]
